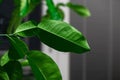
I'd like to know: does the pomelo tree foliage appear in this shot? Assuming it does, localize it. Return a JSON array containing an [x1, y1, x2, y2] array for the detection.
[[0, 0, 91, 80]]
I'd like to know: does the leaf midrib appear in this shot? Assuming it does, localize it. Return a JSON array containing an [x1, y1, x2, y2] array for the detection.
[[15, 27, 37, 33], [28, 57, 48, 80], [37, 26, 88, 50]]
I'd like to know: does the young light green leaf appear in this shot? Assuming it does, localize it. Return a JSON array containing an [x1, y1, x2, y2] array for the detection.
[[66, 2, 91, 17], [3, 61, 23, 80], [7, 36, 29, 60], [20, 0, 29, 16], [27, 50, 62, 80], [0, 51, 9, 66], [14, 21, 38, 37], [37, 20, 90, 53], [0, 70, 9, 80]]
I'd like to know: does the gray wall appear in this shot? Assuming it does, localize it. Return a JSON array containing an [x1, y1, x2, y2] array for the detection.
[[70, 0, 120, 80]]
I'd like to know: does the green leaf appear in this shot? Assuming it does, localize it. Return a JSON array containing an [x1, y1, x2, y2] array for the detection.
[[37, 20, 90, 53], [66, 2, 91, 17], [42, 7, 64, 21], [0, 71, 9, 80], [14, 20, 90, 53], [7, 36, 29, 60], [0, 51, 9, 66], [46, 0, 62, 20], [0, 67, 9, 80], [55, 8, 65, 20], [3, 61, 23, 80], [15, 20, 90, 53], [20, 0, 29, 16], [27, 50, 62, 80], [7, 0, 41, 33], [14, 21, 38, 37], [20, 0, 41, 17]]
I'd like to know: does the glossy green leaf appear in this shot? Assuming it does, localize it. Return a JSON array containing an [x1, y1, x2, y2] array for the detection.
[[20, 0, 29, 16], [66, 2, 91, 17], [37, 20, 90, 53], [7, 0, 41, 33], [7, 36, 29, 60], [14, 21, 38, 37], [3, 61, 23, 80], [0, 51, 9, 66], [27, 50, 62, 80], [15, 20, 90, 53], [0, 70, 9, 80], [20, 0, 41, 17]]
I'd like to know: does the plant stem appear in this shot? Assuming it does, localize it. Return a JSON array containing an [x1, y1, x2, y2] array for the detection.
[[20, 59, 29, 67], [0, 34, 14, 37]]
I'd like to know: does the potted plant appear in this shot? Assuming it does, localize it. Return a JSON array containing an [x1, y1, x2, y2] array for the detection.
[[0, 0, 91, 80]]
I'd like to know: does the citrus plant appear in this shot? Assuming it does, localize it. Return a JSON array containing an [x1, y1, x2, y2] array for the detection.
[[0, 0, 91, 80]]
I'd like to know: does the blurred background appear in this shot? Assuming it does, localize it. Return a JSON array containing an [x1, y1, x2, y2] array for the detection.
[[70, 0, 120, 80], [0, 0, 120, 80]]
